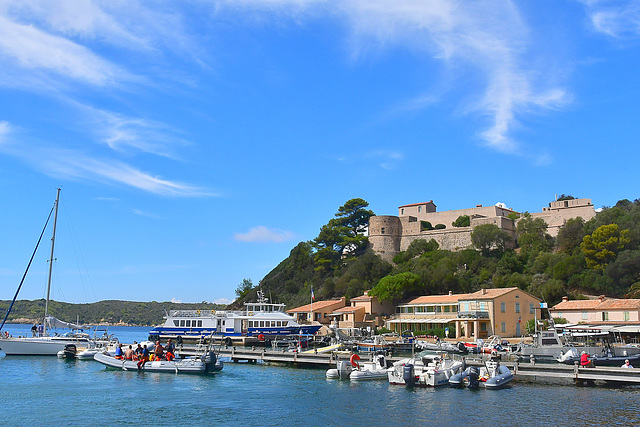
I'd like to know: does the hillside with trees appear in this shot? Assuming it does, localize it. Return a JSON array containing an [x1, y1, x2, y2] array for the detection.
[[235, 196, 640, 310], [0, 299, 226, 326]]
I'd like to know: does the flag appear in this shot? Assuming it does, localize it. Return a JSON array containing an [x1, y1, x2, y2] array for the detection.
[[311, 287, 315, 300]]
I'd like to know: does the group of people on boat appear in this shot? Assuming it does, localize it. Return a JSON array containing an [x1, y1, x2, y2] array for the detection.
[[113, 339, 177, 369]]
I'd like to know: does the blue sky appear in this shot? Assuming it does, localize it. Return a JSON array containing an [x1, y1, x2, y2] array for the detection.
[[1, 1, 639, 305]]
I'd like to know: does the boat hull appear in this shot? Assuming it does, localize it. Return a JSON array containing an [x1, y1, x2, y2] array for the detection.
[[0, 337, 90, 356], [93, 352, 211, 373]]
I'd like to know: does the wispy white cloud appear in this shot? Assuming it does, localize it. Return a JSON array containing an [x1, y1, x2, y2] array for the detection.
[[86, 107, 189, 159], [133, 209, 162, 219], [0, 120, 9, 142], [367, 149, 404, 170], [233, 226, 296, 243], [0, 14, 127, 87], [171, 297, 182, 303], [213, 297, 233, 305], [579, 0, 640, 39], [215, 0, 570, 156]]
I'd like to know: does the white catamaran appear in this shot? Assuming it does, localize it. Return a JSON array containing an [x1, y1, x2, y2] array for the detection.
[[0, 188, 93, 356]]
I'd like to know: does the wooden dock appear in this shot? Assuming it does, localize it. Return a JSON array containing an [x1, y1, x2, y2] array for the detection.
[[175, 345, 640, 385]]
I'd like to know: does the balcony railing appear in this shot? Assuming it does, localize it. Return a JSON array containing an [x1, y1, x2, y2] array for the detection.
[[458, 310, 489, 319]]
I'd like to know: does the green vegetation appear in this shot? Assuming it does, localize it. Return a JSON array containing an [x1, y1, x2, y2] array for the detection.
[[237, 196, 640, 312], [0, 299, 226, 326], [452, 215, 470, 227], [7, 197, 640, 322]]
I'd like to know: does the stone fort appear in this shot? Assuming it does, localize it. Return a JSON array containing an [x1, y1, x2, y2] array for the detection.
[[369, 198, 596, 262]]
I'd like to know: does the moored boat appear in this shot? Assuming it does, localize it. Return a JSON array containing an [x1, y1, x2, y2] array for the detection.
[[94, 351, 220, 374], [350, 353, 390, 381], [449, 359, 513, 389], [387, 351, 464, 387], [149, 290, 320, 344]]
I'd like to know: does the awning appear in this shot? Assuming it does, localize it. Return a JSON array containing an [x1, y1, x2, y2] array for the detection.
[[612, 325, 640, 333], [386, 318, 454, 324]]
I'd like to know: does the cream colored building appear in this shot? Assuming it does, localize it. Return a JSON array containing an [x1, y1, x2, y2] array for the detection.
[[287, 297, 346, 326], [456, 287, 541, 338], [385, 291, 468, 337], [550, 295, 640, 324], [329, 290, 394, 329]]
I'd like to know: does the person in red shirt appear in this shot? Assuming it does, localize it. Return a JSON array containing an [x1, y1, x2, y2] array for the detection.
[[580, 351, 594, 368]]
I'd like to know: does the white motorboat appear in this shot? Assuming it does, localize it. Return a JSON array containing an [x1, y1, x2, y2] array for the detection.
[[449, 359, 513, 389], [350, 353, 389, 381], [94, 351, 220, 374], [388, 351, 464, 387], [149, 290, 320, 343], [0, 189, 96, 356]]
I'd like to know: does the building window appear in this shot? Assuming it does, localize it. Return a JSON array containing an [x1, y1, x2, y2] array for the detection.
[[401, 208, 404, 215], [624, 311, 630, 321], [501, 302, 506, 313], [480, 302, 486, 310], [418, 206, 422, 213], [515, 303, 520, 313], [381, 227, 385, 234], [481, 323, 487, 331], [582, 312, 588, 320], [444, 306, 450, 313], [501, 322, 506, 333], [603, 312, 609, 321], [530, 303, 534, 314]]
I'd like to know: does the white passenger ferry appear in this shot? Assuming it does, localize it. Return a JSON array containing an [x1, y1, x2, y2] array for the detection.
[[149, 291, 320, 343]]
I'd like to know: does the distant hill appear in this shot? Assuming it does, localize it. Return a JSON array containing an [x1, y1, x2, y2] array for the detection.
[[0, 299, 226, 326]]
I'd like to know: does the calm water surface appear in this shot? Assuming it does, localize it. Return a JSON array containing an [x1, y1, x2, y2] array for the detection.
[[1, 325, 639, 426]]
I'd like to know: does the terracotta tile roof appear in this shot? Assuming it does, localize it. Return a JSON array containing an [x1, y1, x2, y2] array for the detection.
[[350, 295, 372, 302], [287, 299, 345, 313], [459, 287, 538, 301], [403, 294, 471, 305], [551, 298, 640, 311], [333, 306, 365, 314], [398, 200, 434, 208]]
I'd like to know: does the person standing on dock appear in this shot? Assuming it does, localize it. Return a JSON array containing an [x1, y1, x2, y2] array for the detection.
[[621, 359, 633, 368]]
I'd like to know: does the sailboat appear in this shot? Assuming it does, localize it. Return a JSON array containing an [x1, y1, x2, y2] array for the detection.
[[0, 188, 92, 356]]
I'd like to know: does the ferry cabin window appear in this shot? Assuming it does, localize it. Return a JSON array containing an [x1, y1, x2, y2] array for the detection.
[[186, 320, 191, 327], [515, 303, 520, 313], [180, 320, 185, 327], [173, 320, 179, 326], [260, 321, 264, 327], [198, 320, 203, 327], [500, 302, 506, 313], [501, 322, 506, 333]]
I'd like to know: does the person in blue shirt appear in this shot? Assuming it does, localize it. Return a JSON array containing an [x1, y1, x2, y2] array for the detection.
[[114, 343, 123, 359], [137, 344, 149, 369]]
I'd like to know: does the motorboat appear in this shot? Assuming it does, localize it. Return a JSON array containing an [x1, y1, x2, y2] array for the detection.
[[94, 351, 220, 374], [148, 290, 320, 343], [558, 345, 640, 367], [449, 359, 513, 389], [416, 339, 468, 354], [349, 353, 390, 381], [387, 351, 464, 387]]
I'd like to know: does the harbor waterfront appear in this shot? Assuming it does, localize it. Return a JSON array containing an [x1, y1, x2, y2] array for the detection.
[[1, 325, 640, 426]]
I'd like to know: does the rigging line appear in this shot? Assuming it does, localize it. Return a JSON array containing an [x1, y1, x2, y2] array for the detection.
[[60, 196, 93, 303], [0, 204, 55, 332]]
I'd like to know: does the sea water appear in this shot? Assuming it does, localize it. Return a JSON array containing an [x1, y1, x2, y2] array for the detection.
[[1, 324, 639, 426]]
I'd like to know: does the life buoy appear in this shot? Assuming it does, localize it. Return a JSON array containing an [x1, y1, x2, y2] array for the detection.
[[196, 310, 201, 316], [211, 310, 215, 315], [350, 353, 361, 369], [258, 334, 265, 341]]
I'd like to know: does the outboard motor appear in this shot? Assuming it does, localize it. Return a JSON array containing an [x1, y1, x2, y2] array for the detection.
[[63, 344, 77, 359], [457, 342, 468, 354], [403, 364, 416, 387], [203, 351, 217, 372], [467, 366, 480, 389]]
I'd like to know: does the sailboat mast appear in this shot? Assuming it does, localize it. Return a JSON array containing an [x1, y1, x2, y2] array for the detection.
[[44, 187, 61, 334]]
